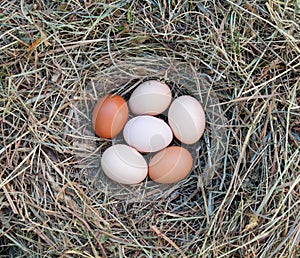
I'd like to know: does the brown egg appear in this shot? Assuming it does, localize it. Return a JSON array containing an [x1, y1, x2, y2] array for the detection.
[[92, 94, 128, 138], [148, 146, 193, 184]]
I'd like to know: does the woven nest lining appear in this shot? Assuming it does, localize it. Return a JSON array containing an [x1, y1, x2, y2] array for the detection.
[[69, 56, 227, 202]]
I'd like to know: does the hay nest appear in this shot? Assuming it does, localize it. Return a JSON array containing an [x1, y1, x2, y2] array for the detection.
[[68, 56, 227, 202]]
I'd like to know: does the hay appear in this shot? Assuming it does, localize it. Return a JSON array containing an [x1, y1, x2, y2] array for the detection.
[[1, 0, 300, 257]]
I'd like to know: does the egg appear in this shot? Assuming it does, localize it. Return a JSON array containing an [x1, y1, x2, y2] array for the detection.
[[168, 95, 206, 144], [92, 94, 128, 138], [148, 146, 193, 184], [101, 144, 148, 184], [129, 80, 172, 115], [123, 115, 173, 152]]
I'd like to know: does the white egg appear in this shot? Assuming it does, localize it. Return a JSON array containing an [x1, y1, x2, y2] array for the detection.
[[129, 80, 172, 115], [168, 95, 206, 144], [123, 115, 173, 152], [101, 144, 148, 184]]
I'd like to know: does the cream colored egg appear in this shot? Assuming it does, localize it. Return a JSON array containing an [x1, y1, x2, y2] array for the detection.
[[129, 80, 172, 115], [123, 115, 173, 152], [168, 95, 206, 144], [101, 144, 148, 184]]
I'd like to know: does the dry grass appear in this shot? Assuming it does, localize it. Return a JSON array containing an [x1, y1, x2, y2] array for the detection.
[[1, 0, 300, 257]]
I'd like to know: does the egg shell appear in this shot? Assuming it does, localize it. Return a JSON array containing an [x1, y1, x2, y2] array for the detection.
[[92, 94, 128, 138], [101, 144, 148, 185], [123, 115, 173, 153], [129, 80, 172, 115], [168, 95, 206, 144], [148, 146, 193, 184]]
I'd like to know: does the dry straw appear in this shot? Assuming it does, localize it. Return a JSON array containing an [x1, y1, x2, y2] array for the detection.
[[1, 0, 299, 256]]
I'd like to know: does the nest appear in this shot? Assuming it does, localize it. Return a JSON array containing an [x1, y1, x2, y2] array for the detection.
[[68, 56, 227, 202]]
